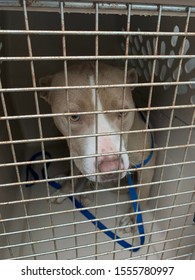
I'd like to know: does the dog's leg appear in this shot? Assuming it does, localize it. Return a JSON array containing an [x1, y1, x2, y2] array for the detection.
[[50, 177, 78, 204], [119, 196, 135, 234], [79, 179, 95, 206], [51, 178, 95, 206], [119, 166, 155, 233], [50, 171, 95, 205], [50, 165, 81, 204]]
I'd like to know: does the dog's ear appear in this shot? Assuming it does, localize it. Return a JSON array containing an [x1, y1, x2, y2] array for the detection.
[[39, 74, 53, 104], [128, 68, 138, 91]]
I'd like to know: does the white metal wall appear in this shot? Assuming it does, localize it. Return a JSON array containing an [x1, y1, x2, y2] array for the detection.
[[0, 0, 194, 260]]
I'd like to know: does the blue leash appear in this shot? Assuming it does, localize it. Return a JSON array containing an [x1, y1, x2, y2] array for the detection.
[[25, 144, 153, 252], [26, 112, 154, 252]]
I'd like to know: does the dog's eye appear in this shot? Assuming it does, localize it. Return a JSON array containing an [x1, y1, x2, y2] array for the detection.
[[70, 114, 80, 122]]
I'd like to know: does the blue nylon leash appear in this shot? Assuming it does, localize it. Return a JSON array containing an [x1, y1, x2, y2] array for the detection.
[[133, 130, 154, 169], [26, 154, 144, 252], [25, 135, 154, 252], [25, 111, 154, 252]]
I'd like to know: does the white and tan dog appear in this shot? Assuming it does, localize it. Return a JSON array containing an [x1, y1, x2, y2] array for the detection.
[[40, 62, 155, 230]]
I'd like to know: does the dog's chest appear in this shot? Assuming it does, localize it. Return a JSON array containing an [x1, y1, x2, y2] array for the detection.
[[89, 172, 137, 194]]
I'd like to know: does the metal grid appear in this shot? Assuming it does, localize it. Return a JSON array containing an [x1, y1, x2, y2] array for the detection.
[[0, 0, 194, 260]]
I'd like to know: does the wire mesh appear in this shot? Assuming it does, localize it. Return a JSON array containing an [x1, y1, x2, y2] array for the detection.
[[0, 0, 194, 260]]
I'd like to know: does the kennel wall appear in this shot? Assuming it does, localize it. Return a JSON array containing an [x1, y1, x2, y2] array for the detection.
[[0, 0, 194, 260]]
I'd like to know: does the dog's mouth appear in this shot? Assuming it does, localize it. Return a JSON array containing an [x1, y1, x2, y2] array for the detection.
[[97, 157, 126, 181], [73, 153, 129, 183], [98, 170, 127, 182], [84, 156, 128, 183], [86, 170, 127, 183]]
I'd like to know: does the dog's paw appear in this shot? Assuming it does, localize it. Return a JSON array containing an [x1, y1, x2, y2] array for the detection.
[[119, 215, 136, 234], [49, 174, 71, 204], [80, 193, 94, 207], [50, 190, 67, 204], [79, 180, 95, 206]]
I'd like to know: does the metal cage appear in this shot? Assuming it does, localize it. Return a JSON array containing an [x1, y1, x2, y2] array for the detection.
[[0, 0, 194, 260]]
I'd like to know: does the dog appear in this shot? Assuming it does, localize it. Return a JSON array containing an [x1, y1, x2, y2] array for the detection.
[[39, 62, 156, 232]]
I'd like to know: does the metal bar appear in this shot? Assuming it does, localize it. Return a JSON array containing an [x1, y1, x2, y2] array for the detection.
[[0, 152, 194, 187], [168, 253, 194, 260], [0, 153, 194, 177], [2, 54, 195, 61], [0, 211, 193, 239], [1, 78, 36, 258], [0, 2, 195, 16], [1, 204, 194, 259], [159, 7, 191, 259], [1, 222, 194, 253], [0, 104, 194, 120], [114, 3, 132, 259], [0, 80, 14, 259], [60, 1, 79, 259], [94, 2, 99, 260], [1, 213, 194, 250], [1, 30, 195, 36], [0, 217, 193, 254], [1, 163, 194, 190], [23, 0, 58, 259], [8, 233, 194, 260], [128, 243, 194, 261], [2, 80, 195, 93], [164, 99, 195, 258], [0, 176, 195, 207], [144, 5, 162, 258], [0, 138, 194, 174], [1, 124, 195, 146]]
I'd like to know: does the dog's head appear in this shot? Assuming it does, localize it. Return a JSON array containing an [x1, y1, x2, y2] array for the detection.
[[40, 63, 138, 182]]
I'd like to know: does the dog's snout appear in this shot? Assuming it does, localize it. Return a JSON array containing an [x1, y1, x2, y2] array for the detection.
[[98, 155, 124, 173], [95, 135, 128, 181]]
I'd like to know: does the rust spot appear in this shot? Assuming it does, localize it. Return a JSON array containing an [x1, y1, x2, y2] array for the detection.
[[19, 0, 37, 7]]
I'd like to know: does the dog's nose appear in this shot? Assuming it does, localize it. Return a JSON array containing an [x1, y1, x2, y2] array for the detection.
[[98, 155, 124, 174]]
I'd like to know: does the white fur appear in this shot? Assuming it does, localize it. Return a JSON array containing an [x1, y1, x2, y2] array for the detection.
[[81, 74, 129, 182]]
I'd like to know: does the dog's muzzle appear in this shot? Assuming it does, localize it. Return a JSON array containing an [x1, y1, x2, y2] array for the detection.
[[97, 155, 125, 181]]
